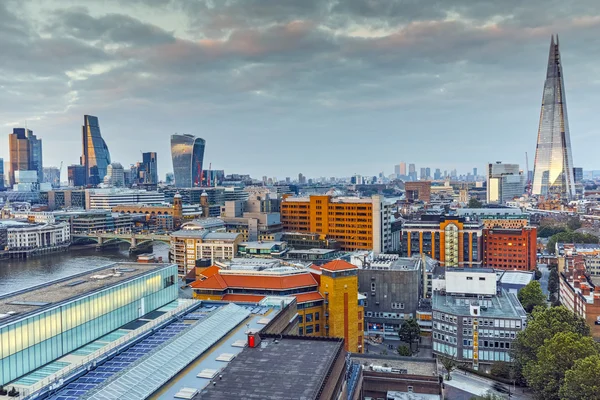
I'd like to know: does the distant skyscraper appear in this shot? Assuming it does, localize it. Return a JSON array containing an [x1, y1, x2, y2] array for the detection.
[[400, 162, 407, 176], [532, 35, 575, 200], [487, 162, 525, 204], [420, 168, 427, 180], [434, 169, 441, 180], [8, 128, 42, 185], [573, 167, 583, 184], [105, 162, 125, 187], [81, 115, 111, 186], [425, 167, 431, 179], [142, 152, 158, 185], [170, 134, 205, 188], [394, 164, 401, 177], [408, 163, 417, 181], [68, 165, 86, 187], [43, 167, 61, 188], [0, 158, 4, 190], [473, 168, 478, 177]]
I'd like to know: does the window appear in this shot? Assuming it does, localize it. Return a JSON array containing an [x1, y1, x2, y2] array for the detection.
[[407, 386, 414, 393], [371, 282, 376, 291], [298, 315, 303, 323], [479, 277, 486, 281], [306, 313, 313, 323], [305, 325, 314, 334], [315, 324, 320, 333], [315, 312, 320, 321], [299, 327, 303, 335], [467, 276, 473, 280]]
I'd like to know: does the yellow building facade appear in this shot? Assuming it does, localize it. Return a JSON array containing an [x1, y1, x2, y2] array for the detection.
[[281, 195, 389, 252]]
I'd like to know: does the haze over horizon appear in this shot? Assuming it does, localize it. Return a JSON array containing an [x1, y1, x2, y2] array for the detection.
[[1, 0, 600, 179]]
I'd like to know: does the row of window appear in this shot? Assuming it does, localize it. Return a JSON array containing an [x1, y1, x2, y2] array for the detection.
[[298, 312, 320, 324], [298, 324, 320, 335]]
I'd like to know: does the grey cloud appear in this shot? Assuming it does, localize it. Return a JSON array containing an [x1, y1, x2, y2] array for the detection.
[[47, 7, 175, 46]]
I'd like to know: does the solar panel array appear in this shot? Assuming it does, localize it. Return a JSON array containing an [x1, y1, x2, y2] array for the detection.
[[85, 304, 250, 400], [49, 323, 190, 400]]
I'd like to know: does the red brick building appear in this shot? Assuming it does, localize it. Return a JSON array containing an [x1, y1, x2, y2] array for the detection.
[[559, 259, 600, 339], [404, 181, 431, 203], [482, 227, 537, 270]]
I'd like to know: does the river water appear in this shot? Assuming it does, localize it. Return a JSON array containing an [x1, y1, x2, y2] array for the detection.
[[0, 242, 170, 295]]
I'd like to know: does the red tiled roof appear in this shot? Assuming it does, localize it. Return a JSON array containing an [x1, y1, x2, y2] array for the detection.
[[321, 260, 357, 272], [198, 266, 222, 279], [190, 272, 318, 291], [221, 294, 265, 303], [294, 292, 324, 304]]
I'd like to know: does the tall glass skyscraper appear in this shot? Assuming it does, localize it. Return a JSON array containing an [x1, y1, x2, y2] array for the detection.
[[142, 152, 158, 184], [8, 128, 43, 185], [81, 115, 111, 186], [532, 35, 575, 200], [170, 134, 205, 188]]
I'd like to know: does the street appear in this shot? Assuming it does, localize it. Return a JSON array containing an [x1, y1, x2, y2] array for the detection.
[[444, 369, 533, 400], [538, 263, 550, 296]]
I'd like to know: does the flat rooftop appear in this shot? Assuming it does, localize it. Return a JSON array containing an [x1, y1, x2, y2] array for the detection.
[[432, 289, 526, 319], [350, 354, 437, 376], [196, 336, 343, 400], [287, 249, 337, 255], [0, 262, 175, 324]]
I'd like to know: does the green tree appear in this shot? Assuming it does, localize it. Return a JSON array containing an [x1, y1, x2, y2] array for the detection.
[[490, 362, 511, 379], [548, 267, 559, 299], [512, 306, 590, 372], [567, 217, 582, 231], [398, 318, 420, 352], [467, 198, 483, 208], [439, 354, 457, 380], [547, 231, 599, 254], [397, 345, 411, 356], [523, 332, 599, 400], [559, 354, 600, 400], [517, 281, 547, 313], [470, 392, 505, 400]]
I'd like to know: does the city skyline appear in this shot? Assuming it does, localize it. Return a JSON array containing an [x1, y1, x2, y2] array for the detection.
[[1, 2, 600, 178]]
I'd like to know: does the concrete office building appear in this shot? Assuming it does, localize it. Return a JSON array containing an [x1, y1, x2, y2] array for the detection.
[[487, 162, 525, 204], [40, 189, 86, 210], [169, 229, 243, 275], [456, 208, 529, 229], [42, 167, 60, 188], [358, 255, 422, 337], [432, 269, 527, 372], [104, 163, 125, 187], [1, 220, 71, 258], [0, 262, 178, 385], [85, 189, 164, 210]]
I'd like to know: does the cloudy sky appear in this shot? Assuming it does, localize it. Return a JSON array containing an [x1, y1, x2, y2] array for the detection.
[[1, 0, 599, 180]]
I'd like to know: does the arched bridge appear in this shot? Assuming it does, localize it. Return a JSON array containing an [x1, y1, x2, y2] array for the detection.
[[72, 233, 171, 249]]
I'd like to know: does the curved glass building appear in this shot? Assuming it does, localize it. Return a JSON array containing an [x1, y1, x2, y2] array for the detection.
[[81, 115, 111, 186], [171, 134, 206, 188], [532, 35, 575, 200]]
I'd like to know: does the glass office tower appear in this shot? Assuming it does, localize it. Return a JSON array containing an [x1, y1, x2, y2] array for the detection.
[[170, 134, 205, 188], [532, 35, 575, 200], [81, 115, 111, 186], [142, 152, 158, 185], [8, 128, 42, 185]]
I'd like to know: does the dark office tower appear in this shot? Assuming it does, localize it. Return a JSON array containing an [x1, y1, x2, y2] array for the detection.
[[573, 167, 583, 184], [81, 115, 111, 186], [532, 35, 575, 200], [0, 158, 4, 190], [170, 134, 205, 188], [142, 152, 158, 184], [473, 168, 478, 177], [68, 165, 87, 187], [25, 130, 43, 183]]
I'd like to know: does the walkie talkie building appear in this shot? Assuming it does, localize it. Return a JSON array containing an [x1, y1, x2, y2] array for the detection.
[[170, 134, 205, 188]]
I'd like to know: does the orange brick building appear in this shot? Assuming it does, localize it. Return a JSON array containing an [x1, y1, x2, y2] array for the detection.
[[482, 227, 537, 270], [280, 195, 391, 253], [190, 260, 365, 352], [405, 181, 432, 203]]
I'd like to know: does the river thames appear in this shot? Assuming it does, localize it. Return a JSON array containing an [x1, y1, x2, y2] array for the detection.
[[0, 242, 170, 295]]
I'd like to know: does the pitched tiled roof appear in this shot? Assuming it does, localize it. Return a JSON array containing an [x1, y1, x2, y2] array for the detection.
[[321, 260, 357, 272], [190, 272, 318, 291], [294, 292, 324, 304]]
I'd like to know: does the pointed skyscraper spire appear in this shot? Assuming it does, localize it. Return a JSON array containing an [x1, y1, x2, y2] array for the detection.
[[532, 35, 575, 201]]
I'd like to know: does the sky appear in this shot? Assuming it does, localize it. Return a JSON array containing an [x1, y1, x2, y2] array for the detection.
[[1, 0, 600, 180]]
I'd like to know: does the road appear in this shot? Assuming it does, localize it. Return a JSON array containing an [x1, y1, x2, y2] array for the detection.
[[444, 370, 532, 400], [538, 263, 550, 296]]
